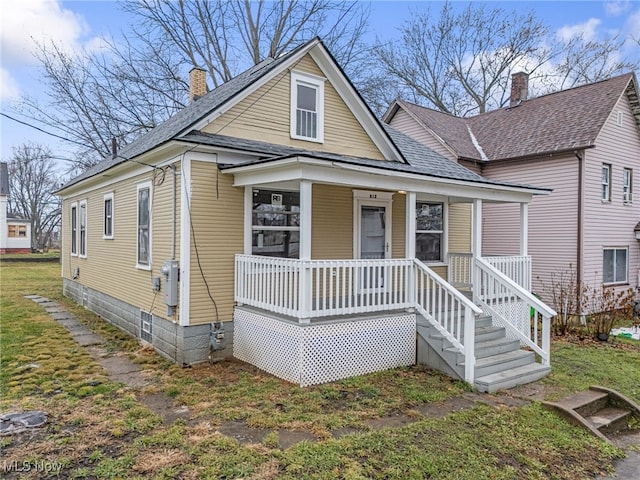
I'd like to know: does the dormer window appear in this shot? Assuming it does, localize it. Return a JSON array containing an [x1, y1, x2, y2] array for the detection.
[[290, 71, 324, 143]]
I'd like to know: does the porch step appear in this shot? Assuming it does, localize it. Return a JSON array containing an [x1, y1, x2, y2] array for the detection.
[[428, 325, 505, 344], [544, 386, 640, 444], [474, 363, 551, 393], [462, 349, 535, 379], [447, 336, 521, 363]]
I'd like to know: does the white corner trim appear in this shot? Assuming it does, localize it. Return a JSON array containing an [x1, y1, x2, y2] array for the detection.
[[179, 156, 192, 326]]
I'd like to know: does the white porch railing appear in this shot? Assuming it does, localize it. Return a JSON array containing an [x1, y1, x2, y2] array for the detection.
[[474, 257, 556, 366], [448, 253, 532, 291], [414, 259, 482, 382], [482, 255, 532, 291], [235, 255, 414, 319]]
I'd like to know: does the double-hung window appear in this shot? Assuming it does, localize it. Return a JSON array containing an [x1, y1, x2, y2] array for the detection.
[[103, 193, 114, 238], [623, 168, 633, 204], [290, 71, 324, 143], [137, 182, 152, 268], [79, 200, 87, 257], [252, 189, 300, 258], [416, 202, 444, 262], [8, 225, 26, 237], [603, 247, 628, 284], [602, 164, 611, 202], [70, 203, 77, 255]]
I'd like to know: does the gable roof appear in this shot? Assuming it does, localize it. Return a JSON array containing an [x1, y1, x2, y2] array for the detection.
[[386, 73, 638, 162], [60, 37, 406, 192]]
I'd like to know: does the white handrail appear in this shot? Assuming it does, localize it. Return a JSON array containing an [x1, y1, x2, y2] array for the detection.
[[483, 255, 532, 291], [414, 259, 481, 383], [474, 257, 555, 364]]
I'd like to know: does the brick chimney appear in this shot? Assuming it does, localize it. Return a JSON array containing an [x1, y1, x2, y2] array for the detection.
[[510, 72, 529, 107], [189, 67, 207, 103]]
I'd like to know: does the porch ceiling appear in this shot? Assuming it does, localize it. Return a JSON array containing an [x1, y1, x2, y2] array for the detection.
[[223, 155, 547, 203]]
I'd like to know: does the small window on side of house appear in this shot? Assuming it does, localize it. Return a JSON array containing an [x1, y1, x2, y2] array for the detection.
[[290, 71, 325, 143], [601, 164, 611, 202], [79, 200, 87, 257], [137, 182, 152, 269], [623, 168, 633, 204], [603, 247, 628, 284], [103, 193, 114, 239], [70, 202, 78, 256], [617, 111, 623, 126]]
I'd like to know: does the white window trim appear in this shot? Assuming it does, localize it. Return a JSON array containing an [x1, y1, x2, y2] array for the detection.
[[603, 247, 628, 285], [70, 202, 78, 257], [136, 181, 152, 270], [103, 192, 114, 239], [79, 200, 87, 258], [290, 70, 325, 143], [415, 200, 448, 265], [623, 168, 633, 205], [601, 164, 611, 203]]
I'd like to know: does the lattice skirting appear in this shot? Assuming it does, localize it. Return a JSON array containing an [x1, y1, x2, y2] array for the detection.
[[484, 301, 531, 344], [233, 309, 416, 386]]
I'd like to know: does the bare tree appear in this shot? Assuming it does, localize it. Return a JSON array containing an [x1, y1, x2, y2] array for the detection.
[[15, 0, 370, 165], [6, 143, 62, 251], [544, 33, 640, 91], [374, 2, 551, 116]]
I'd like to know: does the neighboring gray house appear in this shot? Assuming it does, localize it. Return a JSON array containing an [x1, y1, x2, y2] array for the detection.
[[384, 73, 640, 301]]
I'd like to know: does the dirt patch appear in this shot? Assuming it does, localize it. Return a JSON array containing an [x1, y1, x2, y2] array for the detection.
[[218, 420, 270, 444], [137, 392, 191, 424]]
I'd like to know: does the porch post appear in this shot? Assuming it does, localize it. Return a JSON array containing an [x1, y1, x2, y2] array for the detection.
[[244, 186, 253, 255], [519, 202, 528, 257], [406, 192, 416, 309], [405, 192, 416, 258], [472, 199, 482, 302], [472, 199, 482, 258], [299, 180, 312, 323]]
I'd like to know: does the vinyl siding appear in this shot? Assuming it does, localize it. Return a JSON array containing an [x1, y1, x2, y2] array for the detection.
[[188, 162, 244, 325], [203, 54, 385, 160], [61, 165, 181, 320], [448, 203, 471, 253], [392, 193, 406, 258], [482, 155, 579, 297], [388, 110, 456, 161], [312, 184, 353, 259], [582, 94, 640, 292]]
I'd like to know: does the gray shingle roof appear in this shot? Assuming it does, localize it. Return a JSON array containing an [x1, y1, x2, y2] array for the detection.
[[60, 39, 316, 190], [396, 73, 637, 161], [184, 129, 545, 191]]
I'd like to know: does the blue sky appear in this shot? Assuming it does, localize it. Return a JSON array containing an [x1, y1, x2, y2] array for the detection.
[[1, 0, 639, 163]]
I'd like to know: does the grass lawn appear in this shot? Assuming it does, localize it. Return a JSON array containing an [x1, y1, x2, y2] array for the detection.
[[1, 261, 638, 479]]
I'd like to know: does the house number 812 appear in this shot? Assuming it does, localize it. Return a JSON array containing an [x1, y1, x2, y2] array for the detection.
[[369, 194, 377, 199]]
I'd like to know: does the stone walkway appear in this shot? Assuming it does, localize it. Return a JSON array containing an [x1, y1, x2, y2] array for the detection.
[[26, 295, 149, 388], [26, 295, 640, 477]]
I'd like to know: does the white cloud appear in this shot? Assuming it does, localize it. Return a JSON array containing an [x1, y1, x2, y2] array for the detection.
[[604, 1, 632, 16], [0, 0, 90, 68], [557, 18, 601, 42], [0, 68, 20, 101], [624, 8, 640, 38]]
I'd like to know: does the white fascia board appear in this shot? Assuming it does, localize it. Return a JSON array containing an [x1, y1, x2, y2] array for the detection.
[[225, 156, 547, 202], [308, 46, 404, 163], [185, 40, 321, 135], [57, 143, 185, 198]]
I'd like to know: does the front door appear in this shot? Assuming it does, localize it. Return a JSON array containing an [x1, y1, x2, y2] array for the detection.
[[354, 191, 392, 290]]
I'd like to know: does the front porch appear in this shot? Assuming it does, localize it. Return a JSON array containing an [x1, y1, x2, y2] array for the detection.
[[234, 254, 555, 389], [223, 154, 555, 389]]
